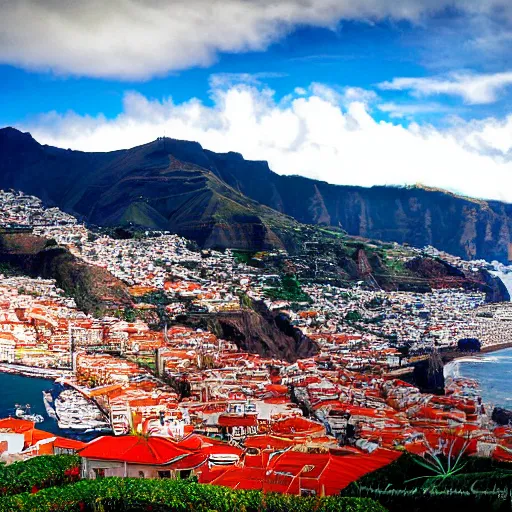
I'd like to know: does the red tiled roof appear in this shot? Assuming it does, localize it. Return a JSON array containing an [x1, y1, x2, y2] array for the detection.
[[32, 429, 85, 450], [244, 435, 296, 450], [166, 452, 208, 470], [0, 418, 34, 432], [218, 414, 258, 428], [264, 448, 401, 495], [177, 434, 225, 451], [271, 417, 325, 437], [79, 435, 190, 465], [208, 467, 265, 490], [199, 448, 401, 495], [264, 384, 288, 395]]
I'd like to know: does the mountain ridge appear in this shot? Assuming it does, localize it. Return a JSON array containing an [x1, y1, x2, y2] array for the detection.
[[1, 127, 511, 262]]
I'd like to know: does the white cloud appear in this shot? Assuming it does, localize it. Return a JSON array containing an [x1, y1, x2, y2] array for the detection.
[[21, 82, 512, 203], [447, 115, 512, 156], [1, 0, 511, 79], [377, 102, 454, 118], [378, 71, 512, 104]]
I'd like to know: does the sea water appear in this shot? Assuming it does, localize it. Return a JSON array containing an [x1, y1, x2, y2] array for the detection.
[[445, 347, 512, 409]]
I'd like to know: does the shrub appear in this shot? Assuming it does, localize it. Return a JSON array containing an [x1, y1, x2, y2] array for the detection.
[[0, 455, 80, 496], [265, 275, 312, 303], [0, 477, 387, 512]]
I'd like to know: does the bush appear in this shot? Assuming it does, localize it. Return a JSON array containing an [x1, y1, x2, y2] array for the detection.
[[344, 310, 362, 323], [0, 455, 80, 496], [265, 275, 312, 303], [0, 477, 387, 512]]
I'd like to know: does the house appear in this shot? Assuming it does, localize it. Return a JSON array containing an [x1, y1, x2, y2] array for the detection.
[[0, 418, 85, 462], [217, 414, 258, 440], [79, 435, 200, 480]]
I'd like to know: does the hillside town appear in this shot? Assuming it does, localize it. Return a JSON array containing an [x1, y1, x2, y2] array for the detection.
[[2, 190, 512, 496]]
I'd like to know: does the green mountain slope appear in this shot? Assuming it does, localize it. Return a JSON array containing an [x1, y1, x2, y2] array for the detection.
[[1, 127, 512, 261]]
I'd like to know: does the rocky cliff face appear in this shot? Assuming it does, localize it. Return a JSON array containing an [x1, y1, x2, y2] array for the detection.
[[412, 352, 445, 395], [206, 152, 512, 263], [404, 257, 510, 302], [0, 233, 132, 314], [2, 127, 512, 262], [180, 300, 318, 362]]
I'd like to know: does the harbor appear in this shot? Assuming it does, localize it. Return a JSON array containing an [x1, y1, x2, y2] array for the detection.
[[0, 372, 110, 441], [0, 363, 72, 380]]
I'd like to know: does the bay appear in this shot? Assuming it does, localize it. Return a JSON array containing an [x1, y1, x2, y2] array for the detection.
[[446, 347, 512, 409]]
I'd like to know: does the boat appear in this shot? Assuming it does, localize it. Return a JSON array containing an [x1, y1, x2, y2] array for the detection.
[[84, 427, 112, 434], [54, 389, 110, 431], [42, 391, 58, 420], [14, 404, 44, 424]]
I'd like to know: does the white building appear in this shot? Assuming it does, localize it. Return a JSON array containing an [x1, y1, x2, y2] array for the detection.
[[0, 333, 16, 363]]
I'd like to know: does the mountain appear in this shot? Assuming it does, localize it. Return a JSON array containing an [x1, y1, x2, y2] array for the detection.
[[1, 127, 511, 262], [201, 153, 512, 263], [0, 128, 299, 251]]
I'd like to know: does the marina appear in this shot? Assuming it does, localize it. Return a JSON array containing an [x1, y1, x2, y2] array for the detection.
[[53, 389, 110, 432], [0, 372, 110, 441]]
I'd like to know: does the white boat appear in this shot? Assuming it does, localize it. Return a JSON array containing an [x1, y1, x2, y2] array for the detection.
[[14, 404, 44, 424], [54, 389, 110, 431], [42, 391, 58, 420]]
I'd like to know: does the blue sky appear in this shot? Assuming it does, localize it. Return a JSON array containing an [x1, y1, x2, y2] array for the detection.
[[1, 15, 506, 126], [0, 22, 415, 124], [1, 1, 512, 201]]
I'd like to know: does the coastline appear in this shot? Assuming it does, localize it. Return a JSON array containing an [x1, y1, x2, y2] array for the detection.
[[0, 363, 71, 381], [441, 341, 512, 365], [480, 341, 512, 354], [443, 342, 512, 420], [442, 342, 512, 380]]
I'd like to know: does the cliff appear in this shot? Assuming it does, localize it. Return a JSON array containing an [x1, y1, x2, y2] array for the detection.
[[0, 233, 132, 315], [206, 152, 512, 263], [179, 301, 318, 363]]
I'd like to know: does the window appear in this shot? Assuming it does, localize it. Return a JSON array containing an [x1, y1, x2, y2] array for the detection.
[[93, 468, 105, 479], [138, 471, 145, 478], [300, 489, 316, 497], [179, 470, 192, 480], [158, 471, 171, 479]]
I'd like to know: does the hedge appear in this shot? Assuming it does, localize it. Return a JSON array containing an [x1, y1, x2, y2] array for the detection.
[[342, 453, 512, 512], [0, 477, 387, 512], [0, 455, 79, 496]]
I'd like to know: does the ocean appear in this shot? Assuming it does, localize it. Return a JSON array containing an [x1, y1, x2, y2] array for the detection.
[[445, 347, 512, 409]]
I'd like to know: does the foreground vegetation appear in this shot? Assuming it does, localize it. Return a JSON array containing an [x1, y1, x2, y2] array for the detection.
[[9, 452, 512, 511], [342, 453, 512, 512], [0, 455, 79, 496], [0, 477, 386, 512]]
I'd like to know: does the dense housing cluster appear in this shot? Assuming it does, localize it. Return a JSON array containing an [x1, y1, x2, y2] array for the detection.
[[2, 189, 512, 496]]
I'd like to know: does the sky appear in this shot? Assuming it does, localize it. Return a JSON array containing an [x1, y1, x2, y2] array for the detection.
[[2, 0, 512, 201]]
